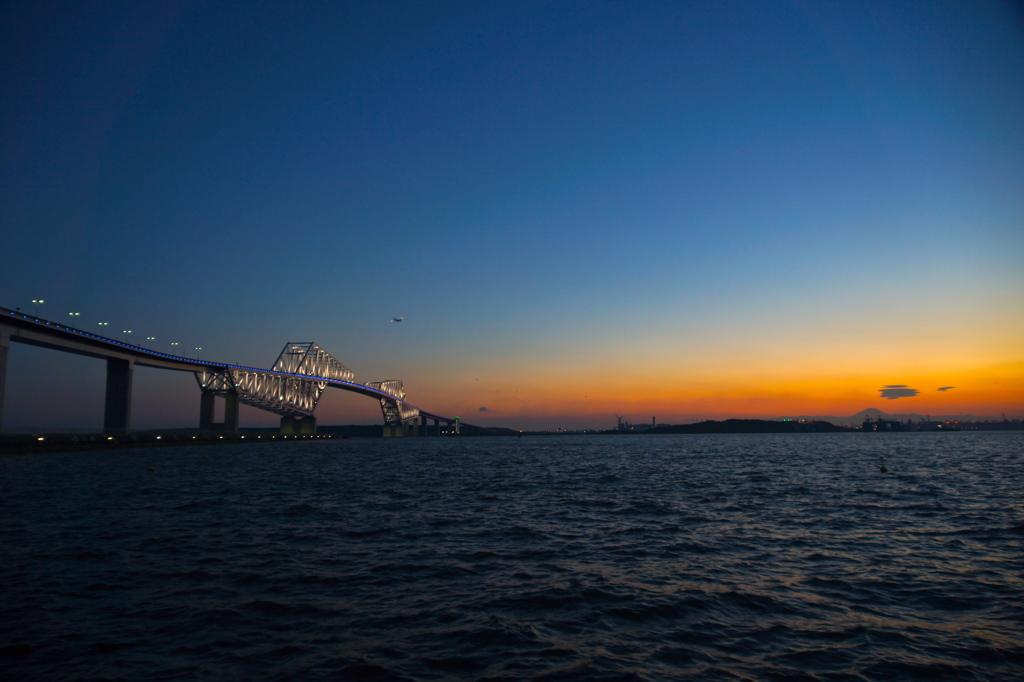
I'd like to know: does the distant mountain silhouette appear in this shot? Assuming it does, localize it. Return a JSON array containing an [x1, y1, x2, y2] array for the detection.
[[784, 408, 998, 424]]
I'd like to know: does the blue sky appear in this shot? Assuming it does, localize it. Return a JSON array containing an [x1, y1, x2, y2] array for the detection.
[[2, 1, 1022, 430]]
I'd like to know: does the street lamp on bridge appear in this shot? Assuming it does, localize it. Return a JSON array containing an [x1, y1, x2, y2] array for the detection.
[[31, 299, 44, 315], [146, 336, 155, 349]]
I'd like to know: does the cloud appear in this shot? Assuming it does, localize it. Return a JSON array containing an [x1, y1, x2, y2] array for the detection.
[[937, 386, 956, 391], [478, 406, 488, 412], [879, 386, 919, 399]]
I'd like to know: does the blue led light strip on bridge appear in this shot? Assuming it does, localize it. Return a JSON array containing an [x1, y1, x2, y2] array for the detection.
[[3, 307, 447, 419]]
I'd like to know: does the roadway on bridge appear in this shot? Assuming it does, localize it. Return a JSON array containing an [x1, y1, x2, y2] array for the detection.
[[0, 306, 453, 429]]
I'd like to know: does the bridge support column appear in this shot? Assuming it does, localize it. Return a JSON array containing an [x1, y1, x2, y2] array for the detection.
[[281, 416, 316, 435], [200, 392, 215, 430], [224, 391, 239, 434], [200, 391, 239, 433], [432, 418, 440, 436], [0, 331, 8, 434], [420, 414, 427, 436], [104, 357, 134, 436]]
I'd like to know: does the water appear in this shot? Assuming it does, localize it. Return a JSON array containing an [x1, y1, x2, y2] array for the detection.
[[2, 433, 1022, 681]]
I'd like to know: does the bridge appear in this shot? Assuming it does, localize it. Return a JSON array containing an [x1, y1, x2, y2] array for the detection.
[[0, 306, 457, 437]]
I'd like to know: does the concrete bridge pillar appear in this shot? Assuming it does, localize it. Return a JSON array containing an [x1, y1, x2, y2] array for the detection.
[[281, 417, 295, 435], [281, 415, 316, 435], [200, 392, 215, 430], [224, 391, 239, 433], [103, 357, 134, 436], [383, 423, 411, 437], [200, 391, 239, 433], [0, 331, 8, 434], [420, 414, 427, 436]]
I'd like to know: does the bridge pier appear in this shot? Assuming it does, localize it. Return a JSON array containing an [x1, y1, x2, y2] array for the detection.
[[200, 392, 215, 430], [224, 392, 239, 433], [199, 391, 239, 433], [0, 331, 8, 434], [103, 357, 134, 436], [382, 423, 418, 437], [280, 416, 316, 435]]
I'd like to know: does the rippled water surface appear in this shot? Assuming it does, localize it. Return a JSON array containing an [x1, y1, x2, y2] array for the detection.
[[2, 433, 1023, 681]]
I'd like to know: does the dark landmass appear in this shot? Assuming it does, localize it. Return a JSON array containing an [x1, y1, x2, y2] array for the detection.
[[320, 423, 521, 437], [0, 431, 336, 454], [518, 419, 848, 436], [787, 408, 1008, 425], [0, 422, 522, 453], [456, 424, 521, 436], [305, 424, 383, 438], [646, 419, 850, 434], [5, 414, 1019, 454]]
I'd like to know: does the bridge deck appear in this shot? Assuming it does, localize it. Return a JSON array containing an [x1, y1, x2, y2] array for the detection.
[[1, 306, 453, 424]]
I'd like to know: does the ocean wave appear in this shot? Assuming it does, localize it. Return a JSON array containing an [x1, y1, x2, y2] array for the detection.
[[2, 433, 1022, 680]]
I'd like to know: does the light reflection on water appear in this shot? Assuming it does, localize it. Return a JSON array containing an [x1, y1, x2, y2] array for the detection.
[[1, 432, 1023, 680]]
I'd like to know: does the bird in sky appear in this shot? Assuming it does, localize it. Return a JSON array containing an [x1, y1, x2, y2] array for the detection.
[[391, 317, 404, 322]]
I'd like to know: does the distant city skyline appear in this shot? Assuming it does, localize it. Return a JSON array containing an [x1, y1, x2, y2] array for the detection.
[[2, 1, 1022, 431]]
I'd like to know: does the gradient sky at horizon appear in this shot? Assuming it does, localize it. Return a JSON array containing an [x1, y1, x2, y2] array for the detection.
[[2, 0, 1022, 431]]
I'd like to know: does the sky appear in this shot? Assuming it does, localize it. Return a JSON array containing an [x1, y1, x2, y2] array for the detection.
[[2, 0, 1022, 431]]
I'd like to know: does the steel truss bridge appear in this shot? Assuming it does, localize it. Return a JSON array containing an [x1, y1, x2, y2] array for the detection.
[[0, 306, 456, 436]]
